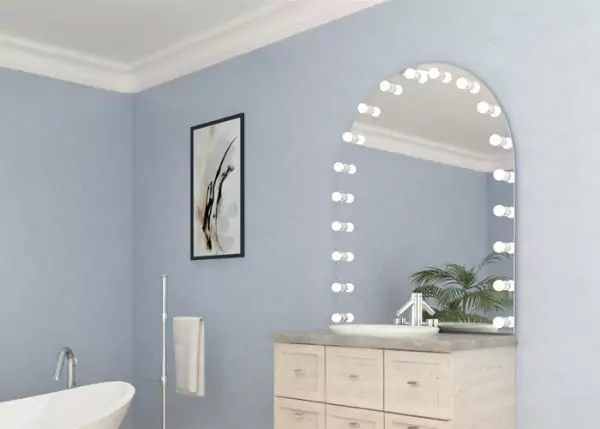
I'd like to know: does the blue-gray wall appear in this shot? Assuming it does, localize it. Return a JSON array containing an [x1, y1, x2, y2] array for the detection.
[[0, 70, 133, 410], [133, 1, 600, 428], [332, 146, 488, 322]]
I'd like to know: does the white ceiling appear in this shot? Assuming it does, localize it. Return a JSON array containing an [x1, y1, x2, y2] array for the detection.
[[354, 63, 514, 172], [0, 0, 386, 92]]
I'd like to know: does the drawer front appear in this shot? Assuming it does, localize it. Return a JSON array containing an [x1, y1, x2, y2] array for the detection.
[[326, 405, 384, 429], [275, 398, 325, 429], [326, 346, 384, 410], [386, 413, 452, 429], [384, 351, 451, 420], [274, 343, 325, 402]]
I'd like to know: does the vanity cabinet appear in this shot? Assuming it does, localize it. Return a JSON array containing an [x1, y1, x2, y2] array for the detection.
[[273, 334, 515, 429]]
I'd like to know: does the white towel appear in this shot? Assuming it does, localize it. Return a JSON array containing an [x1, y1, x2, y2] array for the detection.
[[173, 317, 205, 396]]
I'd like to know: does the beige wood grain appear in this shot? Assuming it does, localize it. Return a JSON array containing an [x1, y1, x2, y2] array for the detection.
[[450, 347, 515, 429], [384, 350, 451, 420], [326, 404, 384, 429], [325, 346, 384, 410], [274, 397, 325, 429], [274, 343, 325, 402], [385, 412, 452, 429]]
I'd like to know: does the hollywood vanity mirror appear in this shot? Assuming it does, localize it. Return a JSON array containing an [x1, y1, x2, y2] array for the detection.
[[271, 65, 516, 429], [329, 63, 515, 335]]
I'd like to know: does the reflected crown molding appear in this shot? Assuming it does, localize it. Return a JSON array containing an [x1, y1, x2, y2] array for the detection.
[[0, 0, 386, 93], [352, 122, 512, 173]]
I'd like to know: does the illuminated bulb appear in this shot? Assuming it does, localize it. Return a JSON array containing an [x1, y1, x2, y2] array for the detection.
[[428, 67, 441, 79], [493, 241, 515, 255], [493, 169, 515, 183], [331, 251, 355, 262], [456, 77, 481, 94], [489, 134, 513, 150], [493, 316, 515, 329], [379, 80, 403, 95], [331, 313, 355, 324], [333, 162, 357, 174], [417, 69, 429, 84], [331, 192, 354, 204], [357, 103, 381, 117], [332, 221, 355, 232], [403, 68, 418, 80], [441, 72, 452, 83], [477, 101, 502, 118], [342, 132, 365, 145], [493, 205, 515, 219], [332, 282, 355, 293], [493, 279, 515, 292]]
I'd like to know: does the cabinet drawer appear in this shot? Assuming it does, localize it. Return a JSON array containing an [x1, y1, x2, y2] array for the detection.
[[326, 405, 384, 429], [384, 351, 451, 420], [386, 413, 452, 429], [326, 346, 383, 410], [274, 344, 325, 402], [275, 398, 325, 429]]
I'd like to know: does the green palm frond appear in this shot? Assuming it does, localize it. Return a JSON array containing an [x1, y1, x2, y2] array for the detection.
[[410, 253, 512, 322]]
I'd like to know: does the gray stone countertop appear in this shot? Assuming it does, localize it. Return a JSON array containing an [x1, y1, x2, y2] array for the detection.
[[269, 331, 516, 353]]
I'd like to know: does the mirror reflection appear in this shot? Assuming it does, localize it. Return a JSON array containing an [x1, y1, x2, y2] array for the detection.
[[331, 63, 515, 335]]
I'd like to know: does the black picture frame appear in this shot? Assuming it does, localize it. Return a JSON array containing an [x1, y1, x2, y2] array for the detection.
[[190, 113, 245, 260]]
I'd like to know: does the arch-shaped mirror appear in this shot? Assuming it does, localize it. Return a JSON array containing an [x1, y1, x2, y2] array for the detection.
[[330, 63, 515, 335]]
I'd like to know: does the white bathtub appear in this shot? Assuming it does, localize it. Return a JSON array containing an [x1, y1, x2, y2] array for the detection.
[[0, 381, 135, 429]]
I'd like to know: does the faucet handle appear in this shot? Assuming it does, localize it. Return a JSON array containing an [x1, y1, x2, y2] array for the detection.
[[426, 318, 439, 328]]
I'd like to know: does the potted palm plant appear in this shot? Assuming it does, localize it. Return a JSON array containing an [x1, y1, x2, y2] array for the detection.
[[410, 253, 513, 323]]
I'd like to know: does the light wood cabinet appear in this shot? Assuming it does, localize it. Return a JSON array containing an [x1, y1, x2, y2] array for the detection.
[[384, 350, 451, 420], [274, 343, 325, 402], [275, 397, 325, 429], [273, 342, 515, 429], [325, 346, 383, 410]]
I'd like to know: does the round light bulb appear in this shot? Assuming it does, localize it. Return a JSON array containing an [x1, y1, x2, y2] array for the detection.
[[332, 221, 342, 231], [342, 132, 353, 143], [493, 316, 514, 329], [477, 101, 490, 114], [346, 313, 355, 323], [333, 162, 345, 173], [489, 134, 503, 147], [470, 82, 481, 94], [493, 169, 515, 183], [346, 194, 355, 203], [371, 106, 381, 117], [493, 279, 515, 292], [456, 77, 469, 90], [332, 282, 343, 293], [428, 67, 441, 79], [490, 105, 502, 118], [332, 282, 355, 293], [346, 252, 355, 262], [332, 251, 343, 261], [357, 103, 369, 114], [493, 241, 514, 254], [356, 135, 365, 145], [331, 313, 343, 323], [403, 68, 417, 80], [493, 205, 514, 218], [380, 80, 391, 91], [441, 72, 452, 83], [332, 192, 343, 202]]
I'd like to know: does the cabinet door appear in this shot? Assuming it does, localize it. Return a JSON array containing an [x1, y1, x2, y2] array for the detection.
[[275, 397, 325, 429], [326, 404, 384, 429], [274, 343, 325, 402], [384, 350, 451, 420], [386, 413, 452, 429], [326, 346, 384, 410]]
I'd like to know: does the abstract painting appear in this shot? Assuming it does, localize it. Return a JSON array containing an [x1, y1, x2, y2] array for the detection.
[[191, 113, 244, 260]]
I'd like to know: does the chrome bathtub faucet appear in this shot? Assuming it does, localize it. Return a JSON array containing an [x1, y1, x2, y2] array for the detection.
[[53, 346, 77, 389]]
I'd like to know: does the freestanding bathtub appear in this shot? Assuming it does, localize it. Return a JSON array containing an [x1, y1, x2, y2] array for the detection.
[[0, 381, 135, 429]]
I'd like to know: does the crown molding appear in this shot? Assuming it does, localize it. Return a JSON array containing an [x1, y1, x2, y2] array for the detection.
[[352, 122, 512, 173], [0, 0, 387, 93]]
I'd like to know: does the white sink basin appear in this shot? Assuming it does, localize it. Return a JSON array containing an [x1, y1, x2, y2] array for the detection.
[[330, 324, 439, 338]]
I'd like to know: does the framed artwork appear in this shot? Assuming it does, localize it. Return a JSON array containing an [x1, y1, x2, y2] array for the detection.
[[190, 113, 245, 260]]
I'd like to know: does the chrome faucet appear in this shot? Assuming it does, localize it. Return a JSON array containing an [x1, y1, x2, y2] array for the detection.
[[53, 347, 77, 389], [394, 293, 437, 326]]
